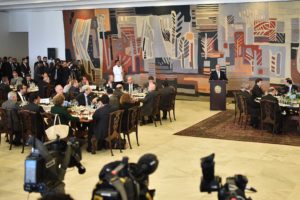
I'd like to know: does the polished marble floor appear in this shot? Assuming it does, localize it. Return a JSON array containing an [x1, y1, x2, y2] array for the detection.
[[1, 100, 300, 200]]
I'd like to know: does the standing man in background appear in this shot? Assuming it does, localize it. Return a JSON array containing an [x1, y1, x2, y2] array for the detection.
[[113, 59, 124, 88], [209, 64, 228, 81]]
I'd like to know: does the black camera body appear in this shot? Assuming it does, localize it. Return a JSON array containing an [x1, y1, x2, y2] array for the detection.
[[92, 154, 158, 200], [200, 154, 256, 200], [24, 137, 85, 196]]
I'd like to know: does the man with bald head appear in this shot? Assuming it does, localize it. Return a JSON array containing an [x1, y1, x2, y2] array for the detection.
[[53, 84, 71, 101], [209, 64, 228, 81], [124, 76, 139, 93]]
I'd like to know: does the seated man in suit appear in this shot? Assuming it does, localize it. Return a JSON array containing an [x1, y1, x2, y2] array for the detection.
[[17, 84, 28, 103], [140, 83, 158, 125], [281, 78, 298, 95], [88, 94, 112, 154], [76, 85, 98, 107], [159, 80, 175, 120], [22, 92, 46, 140], [69, 79, 80, 99], [124, 76, 139, 93], [209, 64, 228, 81], [107, 88, 119, 110], [0, 76, 12, 95], [261, 87, 284, 133], [10, 70, 24, 87], [53, 84, 71, 102], [241, 83, 260, 128], [22, 74, 36, 87], [251, 78, 264, 99], [103, 74, 114, 90], [1, 91, 21, 145]]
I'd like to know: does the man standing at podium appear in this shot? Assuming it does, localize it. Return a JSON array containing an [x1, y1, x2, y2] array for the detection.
[[209, 64, 228, 81]]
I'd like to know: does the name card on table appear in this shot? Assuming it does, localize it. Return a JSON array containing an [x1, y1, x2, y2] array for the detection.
[[89, 85, 97, 90], [40, 98, 50, 104]]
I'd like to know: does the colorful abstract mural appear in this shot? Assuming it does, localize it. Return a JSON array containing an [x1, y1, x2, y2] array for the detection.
[[63, 2, 300, 94]]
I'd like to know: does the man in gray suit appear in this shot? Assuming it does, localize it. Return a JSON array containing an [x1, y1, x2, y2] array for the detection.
[[2, 91, 21, 145]]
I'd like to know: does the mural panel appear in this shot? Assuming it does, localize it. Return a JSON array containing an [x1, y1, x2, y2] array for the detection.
[[63, 2, 300, 94]]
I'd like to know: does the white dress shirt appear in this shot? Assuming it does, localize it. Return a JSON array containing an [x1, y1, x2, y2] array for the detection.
[[113, 65, 123, 82]]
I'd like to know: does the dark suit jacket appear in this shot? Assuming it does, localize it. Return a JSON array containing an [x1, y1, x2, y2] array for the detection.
[[209, 70, 228, 81], [241, 90, 260, 116], [92, 104, 112, 140], [17, 92, 27, 102], [0, 62, 13, 79], [1, 100, 20, 131], [22, 103, 45, 139], [123, 83, 139, 92], [69, 86, 80, 99], [281, 85, 298, 95], [20, 63, 31, 77], [159, 86, 175, 110], [50, 105, 79, 125], [120, 103, 135, 132], [141, 90, 158, 116], [0, 83, 12, 94], [251, 85, 264, 99], [109, 94, 120, 110], [76, 92, 97, 106], [261, 94, 282, 118]]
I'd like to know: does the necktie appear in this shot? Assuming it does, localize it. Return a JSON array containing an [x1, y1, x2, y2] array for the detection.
[[85, 95, 89, 106]]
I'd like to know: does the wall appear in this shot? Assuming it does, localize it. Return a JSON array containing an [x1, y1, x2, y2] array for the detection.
[[8, 11, 66, 70], [63, 2, 300, 93], [0, 12, 28, 60]]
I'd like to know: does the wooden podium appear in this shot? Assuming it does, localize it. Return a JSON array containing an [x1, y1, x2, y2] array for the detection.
[[210, 80, 226, 110]]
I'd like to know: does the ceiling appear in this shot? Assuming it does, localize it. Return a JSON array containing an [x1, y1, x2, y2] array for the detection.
[[0, 0, 292, 11]]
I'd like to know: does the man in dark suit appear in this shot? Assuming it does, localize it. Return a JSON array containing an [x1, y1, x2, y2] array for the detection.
[[16, 84, 28, 103], [261, 87, 284, 133], [88, 94, 112, 154], [0, 76, 12, 95], [103, 74, 114, 90], [1, 91, 21, 145], [241, 83, 260, 128], [159, 80, 175, 119], [22, 74, 36, 87], [281, 78, 298, 95], [20, 58, 31, 78], [140, 83, 158, 124], [22, 93, 46, 140], [76, 85, 97, 106], [0, 57, 13, 81], [251, 78, 264, 99], [123, 76, 139, 93], [209, 64, 228, 81]]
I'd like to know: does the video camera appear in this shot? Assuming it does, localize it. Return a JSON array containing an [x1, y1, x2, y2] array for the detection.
[[92, 153, 159, 200], [24, 136, 86, 196], [200, 153, 257, 200]]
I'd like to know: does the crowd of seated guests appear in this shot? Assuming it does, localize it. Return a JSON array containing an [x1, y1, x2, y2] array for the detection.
[[1, 55, 178, 155], [238, 77, 298, 133]]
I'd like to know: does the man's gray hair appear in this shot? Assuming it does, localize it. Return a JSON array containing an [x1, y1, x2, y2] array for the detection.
[[7, 91, 16, 100]]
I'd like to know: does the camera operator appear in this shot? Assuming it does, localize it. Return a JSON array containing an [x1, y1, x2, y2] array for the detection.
[[92, 154, 159, 200]]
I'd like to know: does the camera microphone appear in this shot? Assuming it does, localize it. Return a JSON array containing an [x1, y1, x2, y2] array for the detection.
[[136, 153, 159, 177]]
